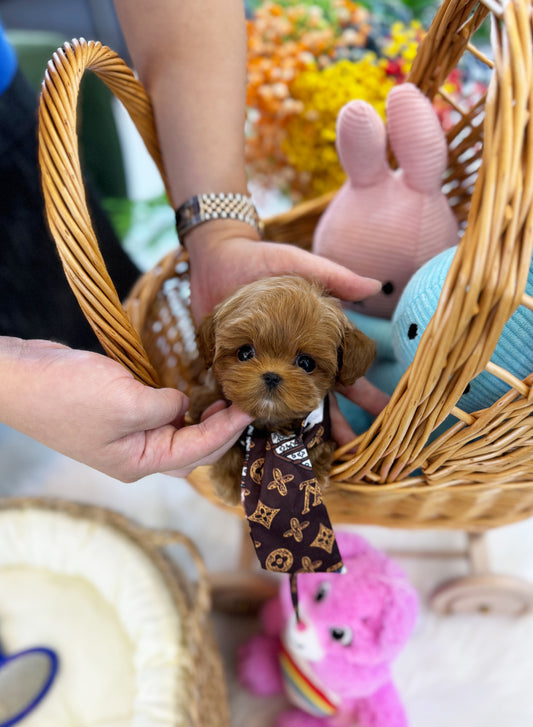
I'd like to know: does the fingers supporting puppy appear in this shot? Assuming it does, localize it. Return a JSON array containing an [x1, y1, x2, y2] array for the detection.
[[162, 404, 252, 477], [336, 377, 390, 417], [329, 393, 357, 447]]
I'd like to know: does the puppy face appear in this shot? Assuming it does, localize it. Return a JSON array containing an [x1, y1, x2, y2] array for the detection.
[[197, 276, 375, 428]]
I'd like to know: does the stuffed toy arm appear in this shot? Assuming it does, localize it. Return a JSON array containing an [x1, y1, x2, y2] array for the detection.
[[237, 596, 286, 696], [352, 681, 410, 727], [238, 632, 285, 696]]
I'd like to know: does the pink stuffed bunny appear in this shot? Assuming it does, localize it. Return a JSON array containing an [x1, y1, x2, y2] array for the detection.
[[238, 531, 418, 727], [312, 83, 459, 319]]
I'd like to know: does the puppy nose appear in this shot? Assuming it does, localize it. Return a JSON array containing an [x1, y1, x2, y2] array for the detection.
[[263, 372, 282, 390]]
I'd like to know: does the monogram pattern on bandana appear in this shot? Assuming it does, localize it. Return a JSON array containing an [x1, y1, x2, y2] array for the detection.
[[268, 468, 294, 495], [266, 548, 294, 572], [248, 500, 280, 529], [284, 517, 310, 542], [250, 458, 264, 485], [310, 524, 336, 553], [240, 399, 343, 584]]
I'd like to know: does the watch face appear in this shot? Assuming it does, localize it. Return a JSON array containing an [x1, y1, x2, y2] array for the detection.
[[0, 647, 59, 726]]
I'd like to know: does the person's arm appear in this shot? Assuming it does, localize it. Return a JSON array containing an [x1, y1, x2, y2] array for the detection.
[[113, 0, 382, 320], [114, 0, 386, 436], [114, 0, 249, 205], [0, 337, 251, 481]]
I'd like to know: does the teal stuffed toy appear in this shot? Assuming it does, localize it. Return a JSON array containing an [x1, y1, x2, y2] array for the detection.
[[338, 312, 403, 433], [392, 245, 533, 413]]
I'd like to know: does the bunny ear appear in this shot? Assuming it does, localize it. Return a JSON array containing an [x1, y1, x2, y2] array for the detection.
[[387, 83, 448, 193], [336, 100, 389, 187]]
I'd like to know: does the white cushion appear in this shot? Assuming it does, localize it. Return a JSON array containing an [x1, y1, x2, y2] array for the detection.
[[0, 508, 188, 727]]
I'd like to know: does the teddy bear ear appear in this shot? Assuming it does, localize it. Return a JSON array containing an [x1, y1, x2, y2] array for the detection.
[[387, 82, 448, 194], [335, 530, 378, 561], [336, 100, 389, 188], [374, 577, 418, 658], [196, 313, 217, 369]]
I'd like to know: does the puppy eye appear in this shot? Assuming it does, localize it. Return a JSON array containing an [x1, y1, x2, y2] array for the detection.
[[329, 626, 353, 646], [237, 345, 255, 362], [295, 354, 316, 373], [382, 281, 395, 295], [314, 582, 330, 602]]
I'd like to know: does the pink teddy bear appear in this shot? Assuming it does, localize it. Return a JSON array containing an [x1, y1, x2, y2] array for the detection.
[[238, 531, 418, 727], [312, 83, 459, 319]]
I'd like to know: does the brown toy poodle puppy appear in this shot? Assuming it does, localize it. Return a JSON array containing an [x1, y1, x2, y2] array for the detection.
[[189, 275, 375, 505]]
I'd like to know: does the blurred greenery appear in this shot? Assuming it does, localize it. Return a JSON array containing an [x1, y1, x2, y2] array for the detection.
[[394, 0, 438, 18], [103, 194, 178, 271]]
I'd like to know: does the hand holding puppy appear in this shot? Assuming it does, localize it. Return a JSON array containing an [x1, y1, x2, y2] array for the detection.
[[185, 223, 383, 323], [186, 222, 389, 439], [0, 338, 252, 482]]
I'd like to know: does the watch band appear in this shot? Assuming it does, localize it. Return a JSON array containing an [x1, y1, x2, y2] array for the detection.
[[175, 192, 262, 242]]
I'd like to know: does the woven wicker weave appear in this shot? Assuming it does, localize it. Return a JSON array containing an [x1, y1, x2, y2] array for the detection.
[[38, 0, 533, 532], [0, 497, 229, 727]]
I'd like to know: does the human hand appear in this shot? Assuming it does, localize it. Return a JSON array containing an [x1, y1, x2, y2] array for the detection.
[[185, 220, 382, 323], [330, 379, 390, 447], [0, 338, 252, 482]]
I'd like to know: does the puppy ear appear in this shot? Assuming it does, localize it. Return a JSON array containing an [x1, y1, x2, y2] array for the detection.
[[196, 313, 216, 369], [337, 322, 376, 386]]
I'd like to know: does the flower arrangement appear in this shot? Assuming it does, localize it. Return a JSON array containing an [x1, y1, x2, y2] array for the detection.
[[245, 0, 480, 201]]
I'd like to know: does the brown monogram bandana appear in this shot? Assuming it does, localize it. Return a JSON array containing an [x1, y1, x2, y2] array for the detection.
[[240, 399, 344, 612]]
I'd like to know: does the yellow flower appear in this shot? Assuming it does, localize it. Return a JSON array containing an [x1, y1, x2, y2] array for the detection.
[[245, 6, 429, 200], [281, 56, 394, 198]]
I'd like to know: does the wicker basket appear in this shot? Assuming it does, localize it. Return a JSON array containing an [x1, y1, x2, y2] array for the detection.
[[0, 497, 229, 726], [38, 0, 533, 533]]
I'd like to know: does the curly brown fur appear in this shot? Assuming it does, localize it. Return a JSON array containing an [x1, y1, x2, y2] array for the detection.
[[189, 275, 375, 505]]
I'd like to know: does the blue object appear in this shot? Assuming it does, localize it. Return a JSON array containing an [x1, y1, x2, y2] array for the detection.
[[0, 645, 59, 726], [392, 245, 533, 412], [338, 310, 403, 433], [0, 21, 17, 96]]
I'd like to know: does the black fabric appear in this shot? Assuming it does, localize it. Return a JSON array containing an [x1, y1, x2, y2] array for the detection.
[[0, 69, 140, 351]]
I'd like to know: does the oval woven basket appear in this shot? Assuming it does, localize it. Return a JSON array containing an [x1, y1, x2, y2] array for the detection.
[[39, 0, 533, 533], [0, 497, 229, 727]]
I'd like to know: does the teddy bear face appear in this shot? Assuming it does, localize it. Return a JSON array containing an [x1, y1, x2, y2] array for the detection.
[[279, 534, 418, 699]]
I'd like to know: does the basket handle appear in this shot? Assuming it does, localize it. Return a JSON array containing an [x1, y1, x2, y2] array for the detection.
[[147, 528, 212, 618], [38, 38, 164, 387]]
